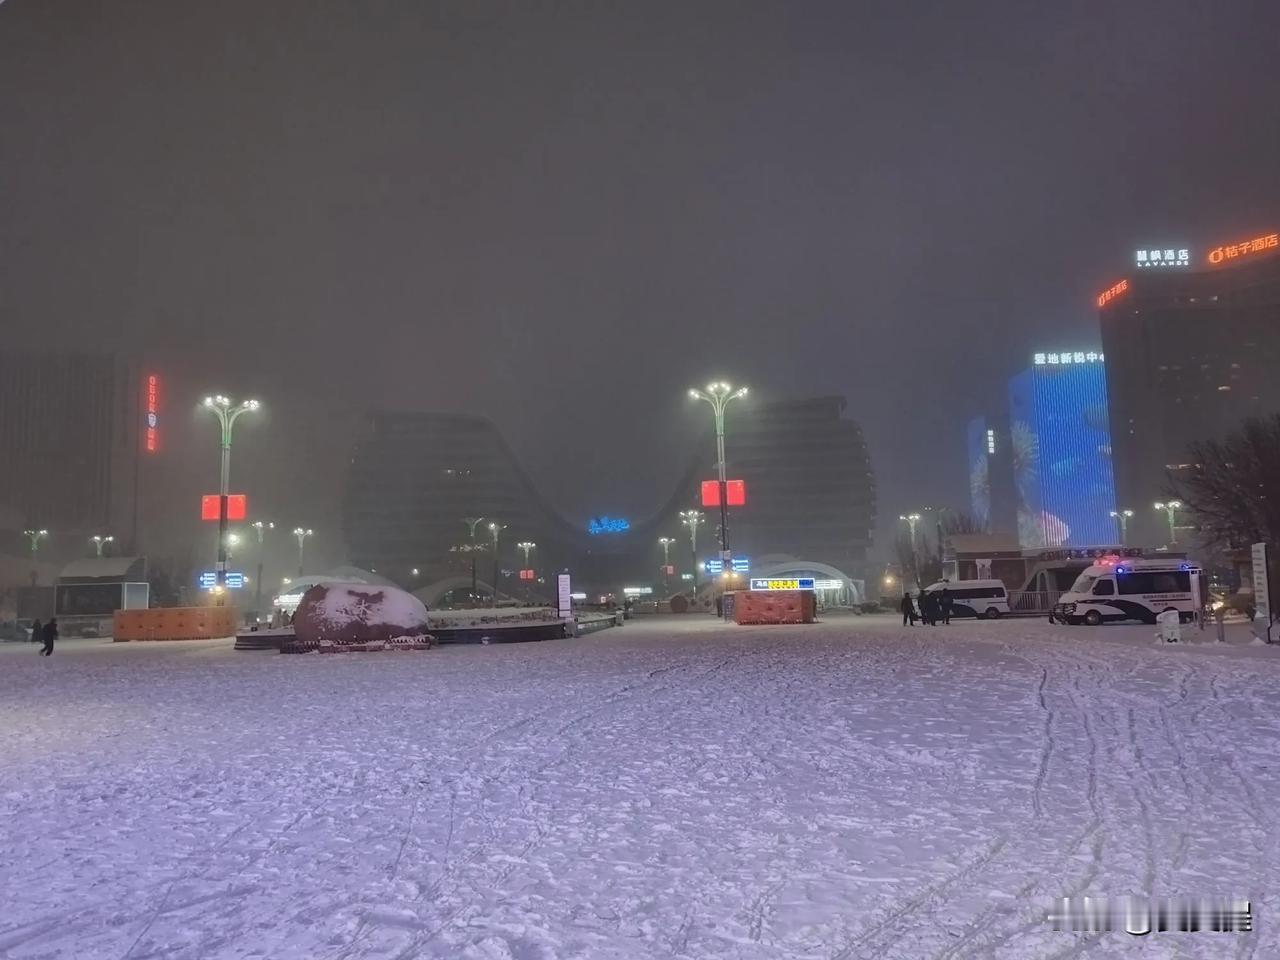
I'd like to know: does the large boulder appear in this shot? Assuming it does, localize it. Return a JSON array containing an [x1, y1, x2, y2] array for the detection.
[[293, 581, 431, 649]]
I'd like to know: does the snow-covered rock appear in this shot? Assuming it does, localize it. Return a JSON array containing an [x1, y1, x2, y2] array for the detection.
[[293, 581, 430, 647]]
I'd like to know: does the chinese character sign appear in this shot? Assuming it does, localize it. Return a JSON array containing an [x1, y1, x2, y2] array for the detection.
[[145, 374, 160, 452], [1034, 351, 1104, 366], [1135, 247, 1190, 267], [1207, 232, 1278, 265], [1097, 279, 1129, 308]]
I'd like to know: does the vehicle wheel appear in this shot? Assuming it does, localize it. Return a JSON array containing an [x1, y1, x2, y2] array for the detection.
[[985, 607, 1001, 620], [1084, 610, 1102, 626]]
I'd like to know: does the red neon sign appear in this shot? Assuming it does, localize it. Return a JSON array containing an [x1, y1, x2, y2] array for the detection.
[[1207, 232, 1278, 265], [1096, 279, 1129, 308], [519, 569, 536, 581], [145, 374, 159, 452], [201, 494, 247, 521], [701, 479, 746, 507]]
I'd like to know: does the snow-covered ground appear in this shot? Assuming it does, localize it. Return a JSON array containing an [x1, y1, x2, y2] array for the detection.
[[2, 615, 1279, 959]]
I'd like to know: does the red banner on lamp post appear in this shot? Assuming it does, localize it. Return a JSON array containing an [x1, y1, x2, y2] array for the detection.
[[201, 494, 247, 521], [701, 479, 746, 507]]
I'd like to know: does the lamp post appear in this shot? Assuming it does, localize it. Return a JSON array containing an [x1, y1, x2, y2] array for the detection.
[[658, 536, 676, 593], [688, 381, 748, 560], [23, 528, 47, 586], [1110, 509, 1134, 546], [251, 520, 273, 608], [201, 395, 260, 592], [462, 517, 485, 604], [517, 541, 536, 601], [488, 522, 506, 606], [1153, 500, 1183, 546], [90, 534, 114, 557], [293, 527, 312, 576], [680, 510, 704, 595], [899, 513, 922, 586]]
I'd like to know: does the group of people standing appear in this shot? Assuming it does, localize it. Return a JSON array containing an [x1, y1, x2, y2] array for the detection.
[[900, 589, 953, 626]]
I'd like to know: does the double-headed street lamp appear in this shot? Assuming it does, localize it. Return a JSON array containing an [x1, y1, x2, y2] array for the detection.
[[90, 534, 114, 557], [1153, 500, 1183, 546], [899, 513, 922, 543], [1110, 508, 1135, 545], [688, 381, 748, 560], [679, 509, 704, 593], [293, 527, 313, 576], [658, 536, 676, 592], [517, 541, 536, 566], [202, 395, 260, 591], [488, 522, 506, 606]]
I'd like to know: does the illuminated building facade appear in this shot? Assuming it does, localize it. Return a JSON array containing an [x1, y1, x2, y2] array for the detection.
[[1008, 355, 1117, 547], [1099, 234, 1280, 545]]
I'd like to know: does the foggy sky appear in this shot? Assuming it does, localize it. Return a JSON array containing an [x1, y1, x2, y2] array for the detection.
[[4, 0, 1280, 561]]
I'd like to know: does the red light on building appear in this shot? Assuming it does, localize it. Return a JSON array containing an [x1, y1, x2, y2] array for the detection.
[[663, 565, 675, 576], [519, 569, 535, 581], [701, 479, 746, 507], [201, 494, 247, 521], [144, 374, 160, 452], [1207, 231, 1278, 265], [1096, 279, 1129, 308]]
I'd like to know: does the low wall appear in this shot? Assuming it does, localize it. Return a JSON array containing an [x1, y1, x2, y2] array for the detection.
[[113, 606, 237, 642], [732, 590, 816, 625]]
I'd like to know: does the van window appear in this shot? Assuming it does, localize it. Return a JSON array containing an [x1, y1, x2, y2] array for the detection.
[[1071, 574, 1097, 594], [1092, 579, 1115, 596], [1118, 571, 1190, 595]]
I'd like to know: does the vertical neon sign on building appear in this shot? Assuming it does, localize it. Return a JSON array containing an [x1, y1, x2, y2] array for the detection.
[[145, 374, 159, 452]]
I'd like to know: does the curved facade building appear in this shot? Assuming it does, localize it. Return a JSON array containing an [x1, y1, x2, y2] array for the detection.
[[343, 396, 875, 596]]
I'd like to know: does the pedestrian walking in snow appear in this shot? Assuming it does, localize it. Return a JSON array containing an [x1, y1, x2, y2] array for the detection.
[[715, 594, 724, 618], [901, 593, 917, 626], [39, 618, 57, 656], [939, 587, 954, 625], [919, 591, 934, 626], [29, 618, 42, 644]]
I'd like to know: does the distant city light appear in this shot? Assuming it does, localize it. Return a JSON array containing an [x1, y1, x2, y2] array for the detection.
[[986, 429, 996, 454], [587, 516, 631, 535], [145, 374, 160, 452]]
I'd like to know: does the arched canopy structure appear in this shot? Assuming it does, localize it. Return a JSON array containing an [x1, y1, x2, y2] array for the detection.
[[751, 559, 865, 605]]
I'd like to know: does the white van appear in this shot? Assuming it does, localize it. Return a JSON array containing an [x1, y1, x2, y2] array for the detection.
[[1053, 558, 1204, 626], [923, 579, 1010, 619]]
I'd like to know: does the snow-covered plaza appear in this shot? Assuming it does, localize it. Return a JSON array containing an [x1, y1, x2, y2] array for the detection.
[[2, 615, 1278, 959]]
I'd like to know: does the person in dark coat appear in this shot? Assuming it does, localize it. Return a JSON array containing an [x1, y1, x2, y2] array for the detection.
[[939, 587, 954, 625], [29, 618, 42, 644], [918, 591, 934, 626], [39, 618, 57, 656], [900, 593, 917, 626]]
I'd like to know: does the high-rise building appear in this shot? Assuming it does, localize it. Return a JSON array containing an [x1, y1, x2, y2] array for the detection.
[[1099, 231, 1280, 544], [0, 353, 142, 552]]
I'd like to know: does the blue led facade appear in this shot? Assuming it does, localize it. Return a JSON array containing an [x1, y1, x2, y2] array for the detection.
[[966, 416, 990, 529], [1008, 361, 1117, 547]]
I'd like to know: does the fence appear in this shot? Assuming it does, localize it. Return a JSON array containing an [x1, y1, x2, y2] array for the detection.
[[1007, 590, 1062, 616]]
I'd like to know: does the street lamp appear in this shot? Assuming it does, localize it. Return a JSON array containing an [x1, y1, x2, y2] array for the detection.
[[1110, 509, 1135, 545], [680, 509, 704, 594], [201, 394, 260, 591], [688, 381, 748, 559], [1153, 500, 1183, 546], [658, 536, 676, 593], [488, 522, 506, 606], [517, 541, 536, 567], [293, 527, 313, 576], [462, 517, 485, 603], [90, 534, 114, 557], [24, 528, 48, 555], [251, 521, 274, 608], [899, 513, 922, 543]]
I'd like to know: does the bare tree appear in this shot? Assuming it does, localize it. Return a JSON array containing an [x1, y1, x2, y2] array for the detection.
[[1172, 414, 1280, 552]]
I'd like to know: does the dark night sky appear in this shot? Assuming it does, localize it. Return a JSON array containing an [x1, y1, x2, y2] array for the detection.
[[3, 0, 1280, 562]]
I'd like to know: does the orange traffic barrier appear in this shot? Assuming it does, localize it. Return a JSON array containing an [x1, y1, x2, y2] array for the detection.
[[732, 590, 816, 625], [113, 606, 237, 642]]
